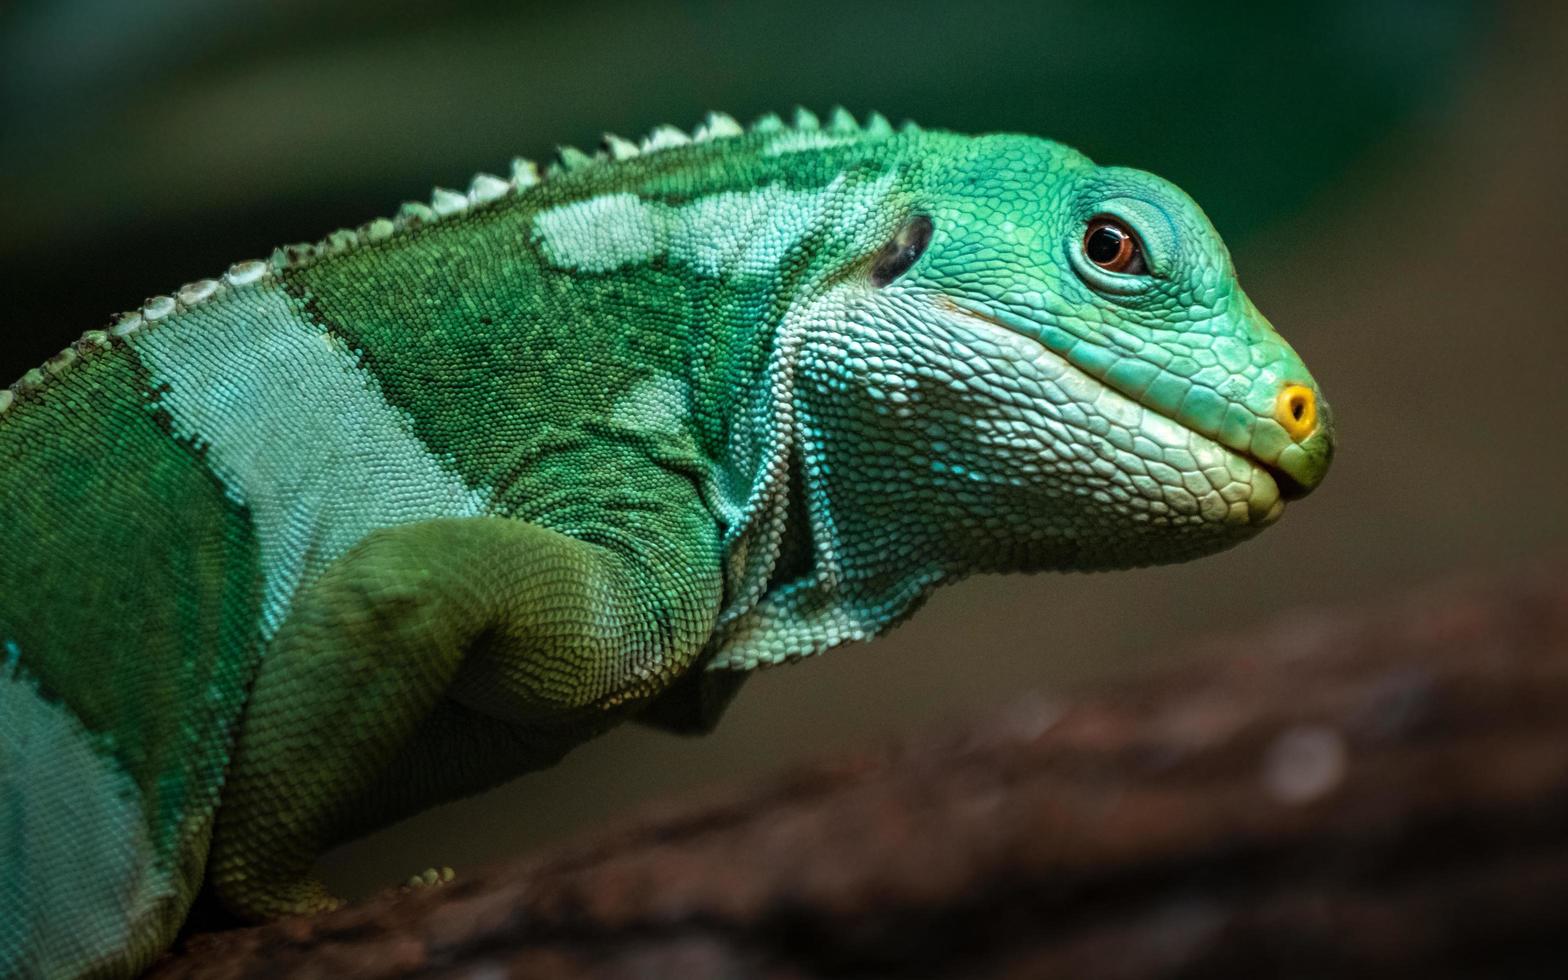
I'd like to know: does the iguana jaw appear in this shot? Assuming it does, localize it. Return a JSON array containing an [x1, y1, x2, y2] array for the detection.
[[945, 299, 1331, 505], [941, 299, 1292, 526]]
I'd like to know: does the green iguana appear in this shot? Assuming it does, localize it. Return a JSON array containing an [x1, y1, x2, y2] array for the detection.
[[0, 108, 1333, 978]]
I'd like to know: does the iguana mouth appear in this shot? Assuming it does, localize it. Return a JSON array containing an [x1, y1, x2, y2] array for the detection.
[[1261, 458, 1309, 501], [939, 297, 1291, 522]]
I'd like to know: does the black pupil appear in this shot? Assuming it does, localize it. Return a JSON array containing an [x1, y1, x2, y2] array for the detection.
[[871, 215, 933, 287], [1086, 226, 1125, 265]]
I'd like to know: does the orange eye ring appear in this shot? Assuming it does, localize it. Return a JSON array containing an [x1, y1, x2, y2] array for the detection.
[[1083, 217, 1146, 275]]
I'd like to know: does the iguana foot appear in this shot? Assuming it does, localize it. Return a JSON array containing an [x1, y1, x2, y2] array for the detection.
[[401, 866, 456, 892], [213, 870, 344, 921]]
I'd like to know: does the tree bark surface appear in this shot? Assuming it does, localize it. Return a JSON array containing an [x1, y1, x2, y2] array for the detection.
[[152, 562, 1568, 979]]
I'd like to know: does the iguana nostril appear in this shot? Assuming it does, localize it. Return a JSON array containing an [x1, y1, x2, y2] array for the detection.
[[1276, 385, 1317, 440]]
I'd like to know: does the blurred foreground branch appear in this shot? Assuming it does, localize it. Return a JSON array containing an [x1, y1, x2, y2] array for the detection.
[[155, 562, 1568, 978]]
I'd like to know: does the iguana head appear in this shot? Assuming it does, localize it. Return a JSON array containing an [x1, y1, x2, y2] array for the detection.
[[789, 130, 1334, 576]]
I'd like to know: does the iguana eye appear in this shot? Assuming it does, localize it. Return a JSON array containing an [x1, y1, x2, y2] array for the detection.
[[870, 215, 933, 287], [1083, 217, 1147, 275]]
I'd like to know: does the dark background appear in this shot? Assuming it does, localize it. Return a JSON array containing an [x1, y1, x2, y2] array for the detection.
[[2, 0, 1563, 899]]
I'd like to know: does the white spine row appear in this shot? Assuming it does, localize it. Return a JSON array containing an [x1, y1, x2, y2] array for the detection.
[[1, 108, 906, 412]]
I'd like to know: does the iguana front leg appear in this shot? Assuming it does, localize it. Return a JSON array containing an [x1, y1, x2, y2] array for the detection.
[[208, 512, 721, 920]]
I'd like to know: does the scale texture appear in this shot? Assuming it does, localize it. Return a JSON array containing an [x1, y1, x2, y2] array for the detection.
[[0, 108, 1332, 978]]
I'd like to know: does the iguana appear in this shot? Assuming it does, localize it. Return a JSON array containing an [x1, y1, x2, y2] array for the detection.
[[0, 108, 1333, 978]]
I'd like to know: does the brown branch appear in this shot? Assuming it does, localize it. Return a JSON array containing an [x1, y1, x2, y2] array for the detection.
[[153, 561, 1568, 979]]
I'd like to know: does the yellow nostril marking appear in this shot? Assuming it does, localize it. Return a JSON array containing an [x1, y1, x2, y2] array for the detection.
[[1276, 384, 1317, 440]]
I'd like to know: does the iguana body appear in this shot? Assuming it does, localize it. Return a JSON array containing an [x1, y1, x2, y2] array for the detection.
[[0, 109, 1332, 978]]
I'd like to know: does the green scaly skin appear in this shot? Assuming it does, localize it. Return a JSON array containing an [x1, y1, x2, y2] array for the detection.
[[0, 108, 1332, 978]]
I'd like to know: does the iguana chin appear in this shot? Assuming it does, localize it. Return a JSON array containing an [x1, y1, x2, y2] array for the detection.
[[0, 108, 1333, 978]]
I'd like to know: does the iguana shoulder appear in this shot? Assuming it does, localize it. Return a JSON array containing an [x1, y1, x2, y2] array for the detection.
[[0, 108, 908, 977]]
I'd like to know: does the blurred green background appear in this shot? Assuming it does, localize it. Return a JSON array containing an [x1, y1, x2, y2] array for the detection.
[[2, 0, 1564, 898]]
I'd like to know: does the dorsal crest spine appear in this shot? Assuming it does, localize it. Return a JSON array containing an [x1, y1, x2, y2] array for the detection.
[[2, 108, 909, 413]]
